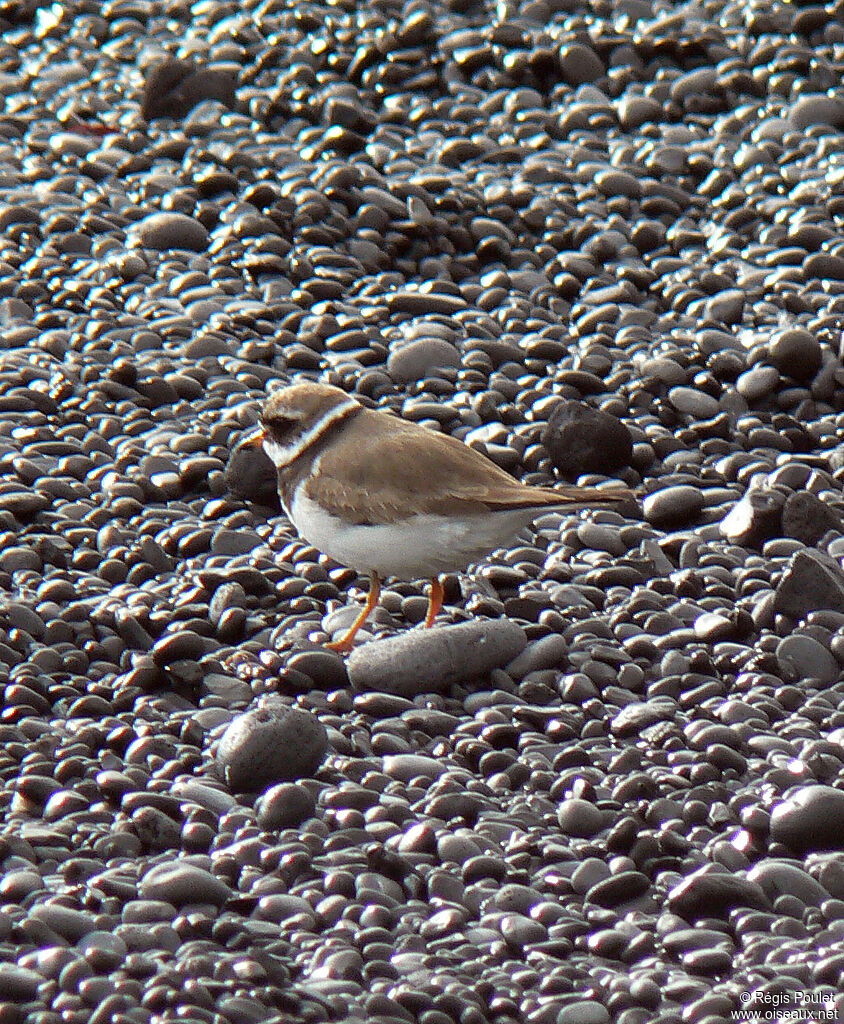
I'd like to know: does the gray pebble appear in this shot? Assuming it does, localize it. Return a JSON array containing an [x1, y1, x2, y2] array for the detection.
[[139, 862, 232, 907], [347, 618, 527, 695], [768, 328, 822, 379], [132, 212, 209, 252], [256, 782, 316, 829], [777, 633, 838, 683], [770, 786, 844, 852], [781, 492, 842, 546], [217, 703, 329, 791], [557, 798, 604, 838], [667, 386, 720, 418], [542, 400, 632, 477], [746, 861, 829, 907], [774, 550, 844, 618], [387, 338, 461, 384], [643, 486, 704, 527], [668, 866, 771, 918], [0, 962, 43, 1000]]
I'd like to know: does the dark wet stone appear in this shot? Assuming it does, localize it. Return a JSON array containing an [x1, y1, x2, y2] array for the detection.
[[347, 619, 527, 695], [781, 492, 842, 546], [287, 650, 349, 690], [151, 629, 216, 667], [586, 871, 651, 908], [768, 328, 822, 379], [668, 866, 771, 919], [385, 290, 467, 315], [774, 550, 844, 618], [770, 786, 844, 852], [142, 58, 237, 120], [0, 490, 49, 517], [558, 42, 605, 85], [225, 438, 279, 507], [216, 703, 329, 791], [0, 962, 43, 1000], [805, 252, 844, 280], [542, 401, 633, 477], [704, 288, 745, 325], [611, 701, 675, 738]]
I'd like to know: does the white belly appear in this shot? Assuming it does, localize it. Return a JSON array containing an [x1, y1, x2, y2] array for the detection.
[[288, 490, 543, 578]]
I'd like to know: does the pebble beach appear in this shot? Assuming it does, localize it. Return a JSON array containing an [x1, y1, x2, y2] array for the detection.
[[2, 0, 844, 1021]]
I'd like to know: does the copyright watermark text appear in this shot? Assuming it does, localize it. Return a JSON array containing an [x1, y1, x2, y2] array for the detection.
[[733, 990, 840, 1022]]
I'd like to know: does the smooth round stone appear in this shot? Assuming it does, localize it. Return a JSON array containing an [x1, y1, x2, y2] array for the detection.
[[29, 904, 97, 941], [806, 252, 844, 280], [0, 546, 41, 572], [770, 786, 844, 852], [558, 42, 605, 84], [139, 862, 231, 907], [735, 364, 780, 401], [595, 168, 641, 199], [668, 866, 770, 917], [437, 834, 482, 864], [776, 634, 838, 683], [382, 754, 447, 782], [746, 861, 829, 907], [287, 650, 349, 690], [577, 521, 627, 556], [557, 1002, 610, 1024], [618, 94, 663, 129], [542, 400, 632, 476], [704, 289, 745, 325], [789, 93, 844, 130], [385, 290, 467, 315], [347, 619, 527, 696], [586, 871, 651, 907], [170, 780, 237, 816], [557, 798, 604, 838], [670, 66, 717, 103], [571, 858, 610, 895], [0, 963, 43, 1000], [387, 338, 461, 383], [132, 212, 209, 251], [768, 328, 822, 379], [142, 57, 236, 119], [77, 931, 128, 970], [216, 703, 329, 791], [643, 486, 704, 527], [256, 783, 316, 830], [499, 913, 547, 947], [506, 633, 568, 679], [667, 386, 719, 418]]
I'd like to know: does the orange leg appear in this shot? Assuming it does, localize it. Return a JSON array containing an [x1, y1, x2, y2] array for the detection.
[[326, 571, 381, 653], [424, 576, 444, 628]]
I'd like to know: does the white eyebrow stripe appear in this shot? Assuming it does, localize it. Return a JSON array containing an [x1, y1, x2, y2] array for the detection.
[[262, 397, 359, 468]]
